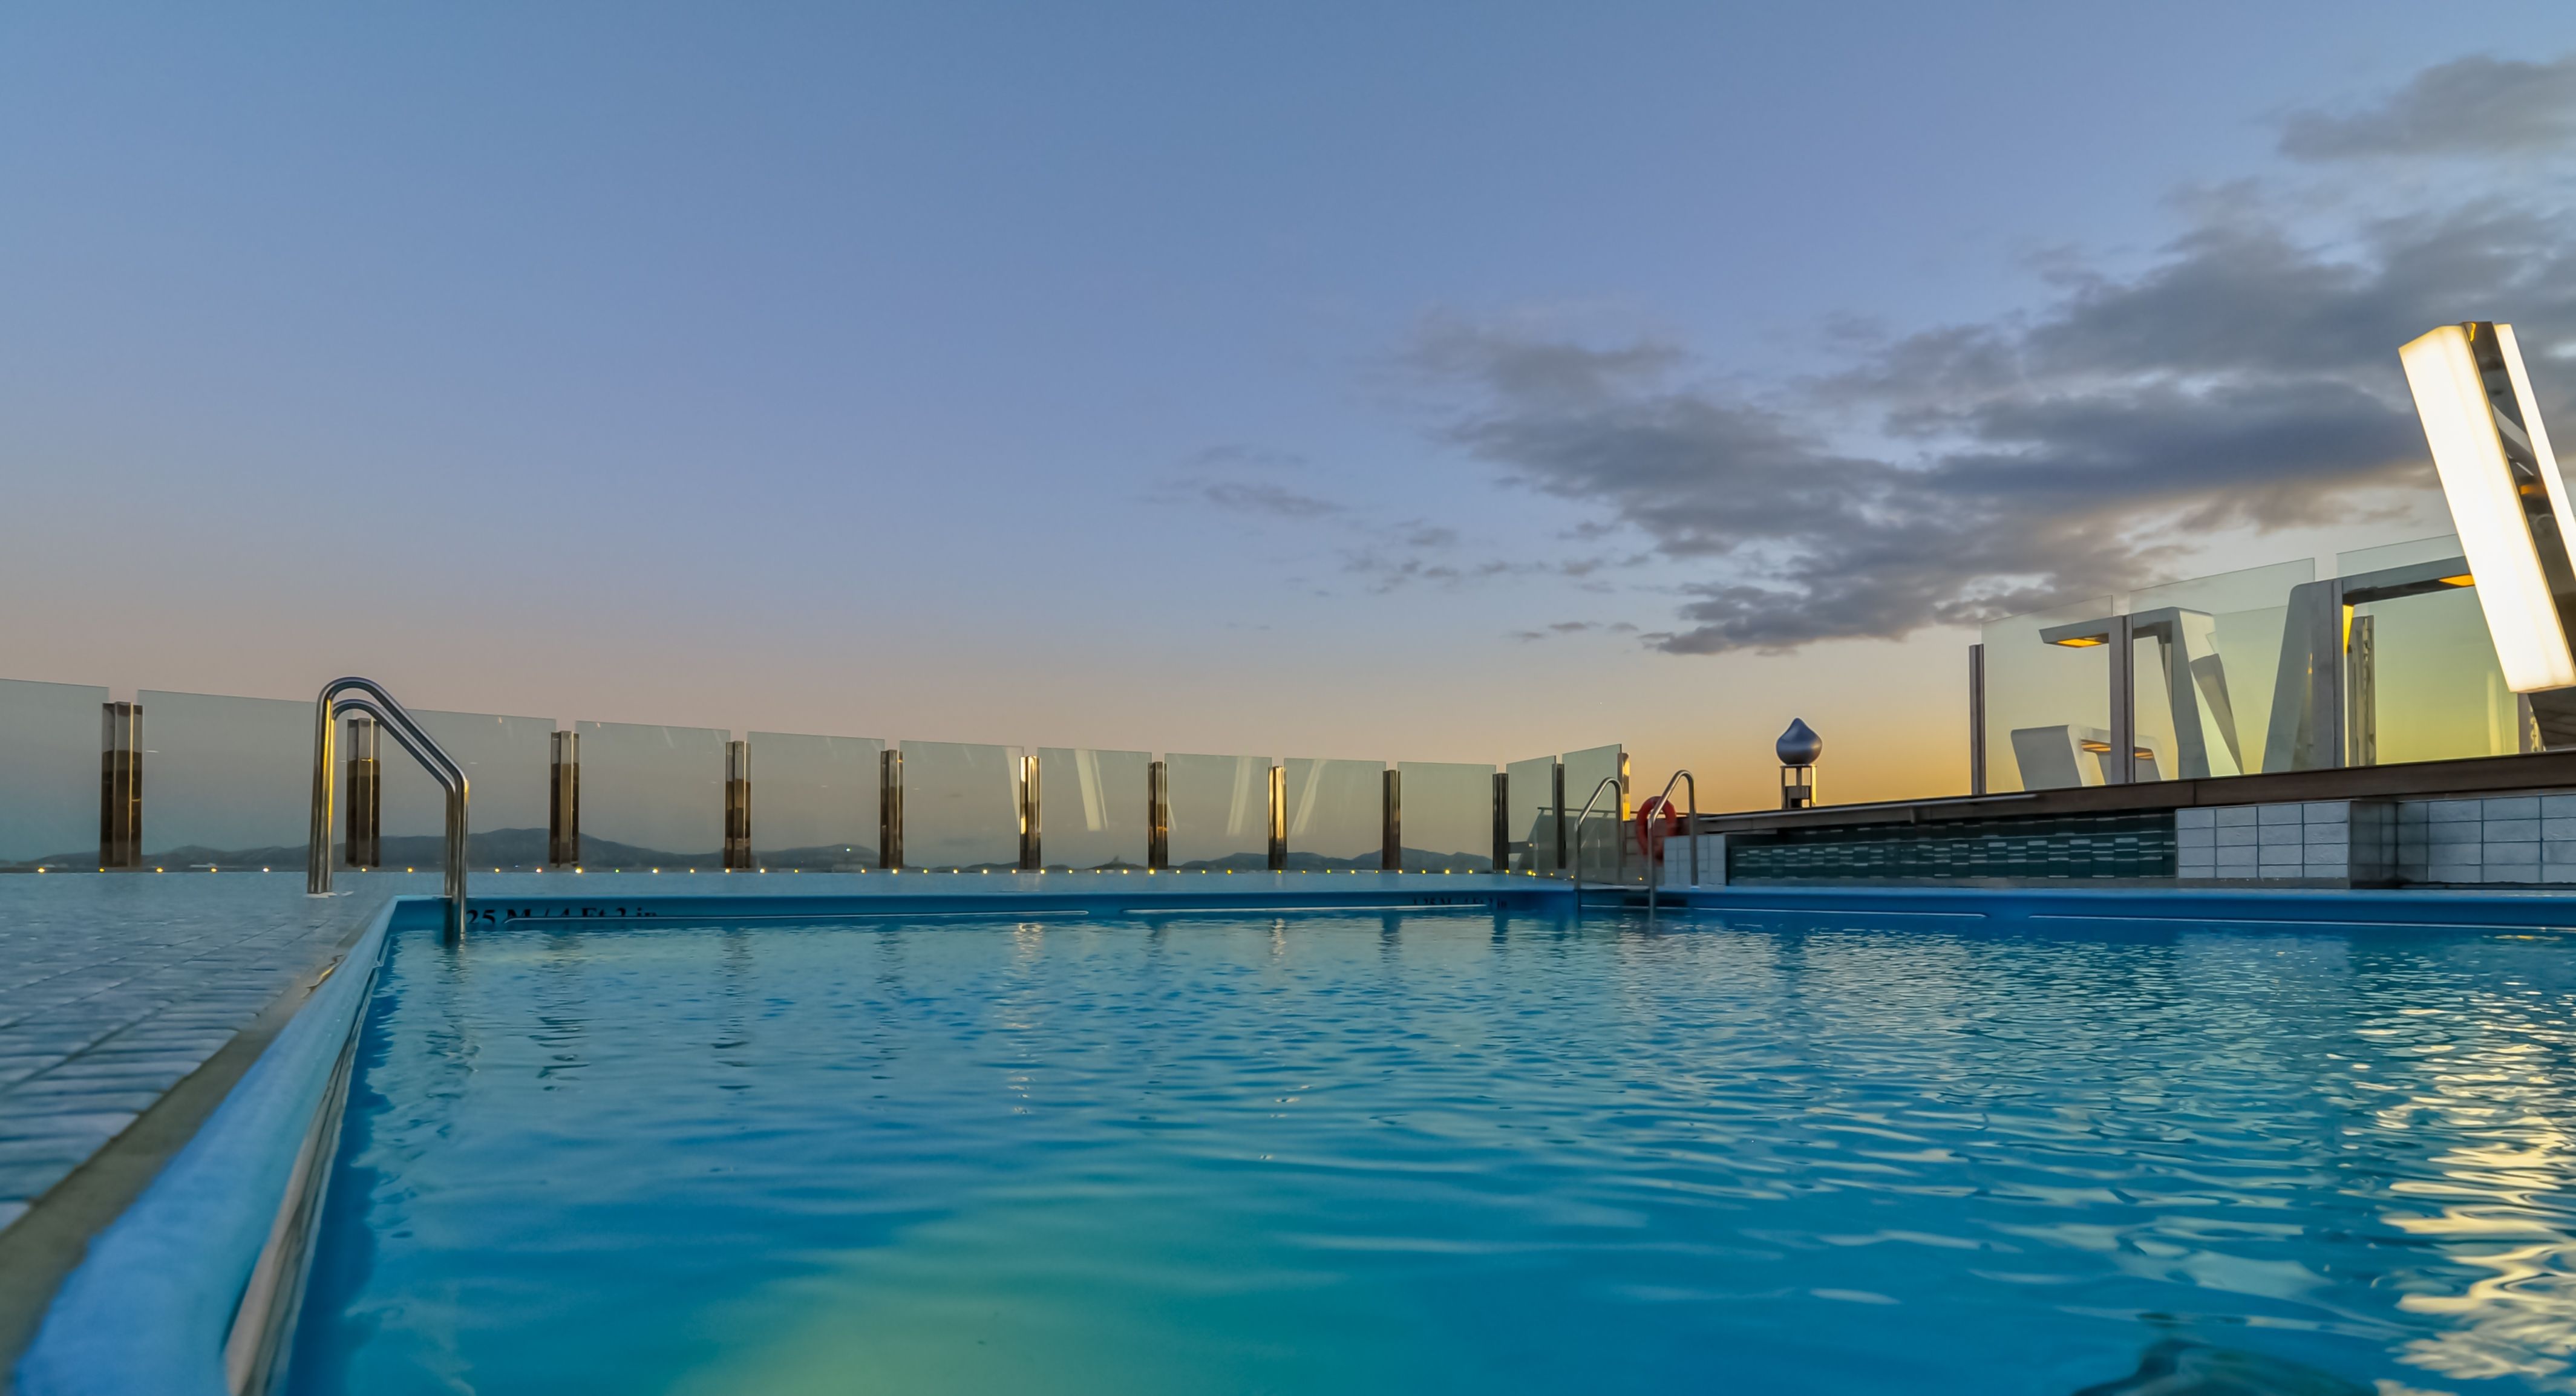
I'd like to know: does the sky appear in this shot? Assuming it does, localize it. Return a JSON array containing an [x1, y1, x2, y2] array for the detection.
[[7, 2, 2576, 812]]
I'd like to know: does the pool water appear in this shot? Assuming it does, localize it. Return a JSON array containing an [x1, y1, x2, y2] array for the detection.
[[286, 910, 2576, 1394]]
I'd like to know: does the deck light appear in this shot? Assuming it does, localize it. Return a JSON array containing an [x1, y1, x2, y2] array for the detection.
[[2440, 574, 2475, 587], [2401, 321, 2576, 691], [2047, 634, 2108, 648]]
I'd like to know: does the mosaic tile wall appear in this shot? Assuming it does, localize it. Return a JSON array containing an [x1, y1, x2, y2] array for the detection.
[[1725, 811, 2175, 882]]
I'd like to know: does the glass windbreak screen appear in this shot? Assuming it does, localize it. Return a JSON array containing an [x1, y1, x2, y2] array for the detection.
[[2123, 558, 2313, 781], [139, 691, 311, 868], [1037, 747, 1149, 870], [2339, 537, 2512, 766], [0, 679, 107, 868], [1396, 761, 1493, 872], [748, 732, 881, 870], [1281, 758, 1382, 870], [375, 712, 554, 870], [1561, 744, 1628, 884], [900, 740, 1019, 869], [1166, 753, 1272, 870], [1980, 596, 2115, 793], [1505, 755, 1558, 874], [574, 722, 726, 869]]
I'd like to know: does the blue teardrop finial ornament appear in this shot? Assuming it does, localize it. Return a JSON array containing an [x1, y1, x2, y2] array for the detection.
[[1776, 718, 1822, 766]]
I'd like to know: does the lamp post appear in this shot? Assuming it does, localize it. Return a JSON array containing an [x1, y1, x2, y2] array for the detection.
[[1778, 719, 1821, 809]]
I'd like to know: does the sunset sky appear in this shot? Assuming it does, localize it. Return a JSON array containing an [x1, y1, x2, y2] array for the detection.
[[8, 4, 2576, 811]]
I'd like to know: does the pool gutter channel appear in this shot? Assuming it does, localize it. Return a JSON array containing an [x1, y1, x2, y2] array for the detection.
[[220, 963, 370, 1396]]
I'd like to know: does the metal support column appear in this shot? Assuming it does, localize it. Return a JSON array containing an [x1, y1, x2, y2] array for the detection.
[[549, 731, 580, 866], [1967, 643, 1986, 796], [1380, 768, 1401, 872], [345, 716, 382, 869], [99, 700, 142, 870], [1146, 759, 1169, 870], [724, 739, 752, 870], [1018, 754, 1042, 871], [1490, 771, 1509, 873], [2107, 613, 2137, 784], [2349, 615, 2378, 766], [879, 748, 904, 869], [1266, 764, 1286, 872]]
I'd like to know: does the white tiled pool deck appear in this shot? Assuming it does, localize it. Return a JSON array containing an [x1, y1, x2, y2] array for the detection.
[[0, 875, 413, 1232]]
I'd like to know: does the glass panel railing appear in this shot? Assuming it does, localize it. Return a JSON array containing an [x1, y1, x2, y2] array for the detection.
[[574, 721, 726, 870], [1504, 755, 1558, 874], [0, 679, 108, 870], [376, 711, 555, 870], [1166, 753, 1272, 870], [898, 740, 1019, 870], [2124, 558, 2314, 780], [1396, 761, 1494, 872], [1281, 757, 1382, 870], [1561, 744, 1629, 884], [139, 690, 311, 869], [1980, 595, 2116, 792], [2338, 535, 2512, 766], [1036, 747, 1149, 870], [748, 732, 881, 870]]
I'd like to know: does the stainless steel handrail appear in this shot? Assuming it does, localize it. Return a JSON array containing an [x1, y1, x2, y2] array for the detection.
[[1568, 774, 1624, 905], [1644, 768, 1698, 919], [306, 677, 469, 942]]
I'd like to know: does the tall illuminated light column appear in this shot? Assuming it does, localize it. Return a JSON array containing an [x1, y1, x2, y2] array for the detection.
[[2400, 321, 2576, 693]]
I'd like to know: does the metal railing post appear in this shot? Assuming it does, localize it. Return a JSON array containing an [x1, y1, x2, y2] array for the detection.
[[1968, 643, 1987, 796], [345, 716, 381, 869], [1490, 770, 1509, 874], [1019, 754, 1042, 871], [549, 731, 580, 866], [880, 748, 904, 869], [1266, 764, 1286, 872], [1550, 761, 1566, 875], [1381, 768, 1401, 872], [724, 739, 752, 870], [99, 701, 142, 870], [1147, 758, 1169, 870]]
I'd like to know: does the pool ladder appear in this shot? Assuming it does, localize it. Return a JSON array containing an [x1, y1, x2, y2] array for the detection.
[[304, 677, 470, 943], [1569, 769, 1698, 918]]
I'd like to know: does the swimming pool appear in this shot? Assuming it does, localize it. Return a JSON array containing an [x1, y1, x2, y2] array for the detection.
[[266, 905, 2576, 1395]]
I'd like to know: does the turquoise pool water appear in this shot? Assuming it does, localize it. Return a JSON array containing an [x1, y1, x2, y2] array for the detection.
[[286, 910, 2576, 1394]]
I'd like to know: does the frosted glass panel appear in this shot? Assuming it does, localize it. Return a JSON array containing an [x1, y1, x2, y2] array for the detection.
[[1166, 753, 1272, 870], [1281, 758, 1382, 869], [0, 679, 106, 867], [1562, 745, 1628, 884], [1505, 755, 1558, 874], [575, 721, 725, 869], [377, 711, 555, 869], [1396, 761, 1494, 872], [749, 732, 881, 869], [1038, 747, 1149, 869], [900, 740, 1019, 869], [1980, 597, 2115, 793], [140, 691, 310, 867]]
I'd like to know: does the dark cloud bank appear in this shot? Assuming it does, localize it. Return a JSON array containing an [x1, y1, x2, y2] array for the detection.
[[1408, 55, 2576, 654]]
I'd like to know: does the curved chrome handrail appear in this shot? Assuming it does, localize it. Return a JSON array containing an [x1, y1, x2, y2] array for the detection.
[[1568, 774, 1625, 905], [1644, 768, 1699, 919], [306, 677, 469, 942]]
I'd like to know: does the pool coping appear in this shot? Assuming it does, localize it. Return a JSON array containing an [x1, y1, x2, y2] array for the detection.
[[9, 895, 422, 1396]]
